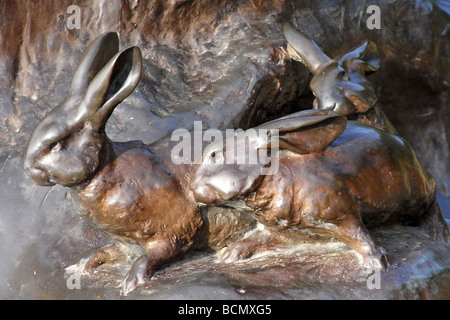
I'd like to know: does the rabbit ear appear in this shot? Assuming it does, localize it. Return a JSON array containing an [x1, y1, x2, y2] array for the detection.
[[360, 42, 380, 71], [79, 46, 142, 130], [69, 32, 120, 97], [283, 23, 331, 74], [255, 110, 347, 154], [337, 41, 380, 71], [192, 110, 346, 203]]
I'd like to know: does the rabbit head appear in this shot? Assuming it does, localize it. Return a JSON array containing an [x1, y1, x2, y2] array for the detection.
[[283, 23, 380, 116], [24, 33, 142, 187], [191, 110, 346, 204]]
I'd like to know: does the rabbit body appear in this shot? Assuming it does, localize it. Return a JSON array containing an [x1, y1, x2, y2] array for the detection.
[[250, 122, 434, 229], [193, 120, 448, 268], [70, 141, 202, 244]]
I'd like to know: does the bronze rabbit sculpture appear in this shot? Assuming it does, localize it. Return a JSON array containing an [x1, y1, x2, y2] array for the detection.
[[283, 23, 398, 134], [24, 31, 448, 295]]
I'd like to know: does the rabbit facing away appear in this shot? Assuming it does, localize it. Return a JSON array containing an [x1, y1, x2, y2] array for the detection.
[[24, 32, 448, 295], [283, 23, 398, 135]]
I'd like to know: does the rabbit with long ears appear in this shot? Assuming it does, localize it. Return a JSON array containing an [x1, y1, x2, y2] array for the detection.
[[283, 23, 398, 135], [192, 109, 449, 269], [23, 32, 142, 187], [24, 33, 360, 294], [23, 32, 202, 295]]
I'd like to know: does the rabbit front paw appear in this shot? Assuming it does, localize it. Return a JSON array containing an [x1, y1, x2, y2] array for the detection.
[[120, 239, 177, 296], [121, 254, 154, 296]]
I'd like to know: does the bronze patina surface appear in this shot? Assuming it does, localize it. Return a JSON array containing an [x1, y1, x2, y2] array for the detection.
[[24, 32, 448, 295], [1, 0, 449, 299]]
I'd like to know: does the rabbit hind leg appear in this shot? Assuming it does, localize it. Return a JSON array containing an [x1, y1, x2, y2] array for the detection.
[[219, 225, 285, 263], [326, 212, 389, 270]]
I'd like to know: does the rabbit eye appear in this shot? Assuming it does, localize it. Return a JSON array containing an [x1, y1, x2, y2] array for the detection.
[[49, 141, 63, 152], [211, 151, 224, 164], [338, 71, 349, 81]]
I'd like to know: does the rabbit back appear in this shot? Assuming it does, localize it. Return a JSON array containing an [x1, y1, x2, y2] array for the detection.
[[246, 121, 436, 231]]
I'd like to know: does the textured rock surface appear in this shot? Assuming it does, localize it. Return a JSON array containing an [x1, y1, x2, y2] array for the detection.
[[5, 222, 450, 300], [0, 0, 449, 299]]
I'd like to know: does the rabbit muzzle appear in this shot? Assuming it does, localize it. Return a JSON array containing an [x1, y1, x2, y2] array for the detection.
[[24, 128, 103, 187], [311, 63, 377, 116]]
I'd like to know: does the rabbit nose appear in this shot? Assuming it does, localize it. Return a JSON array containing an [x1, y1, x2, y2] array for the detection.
[[25, 166, 54, 186], [191, 182, 219, 204]]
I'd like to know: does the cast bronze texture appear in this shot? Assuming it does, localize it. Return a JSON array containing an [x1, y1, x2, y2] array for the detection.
[[193, 109, 449, 267], [24, 31, 449, 295]]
